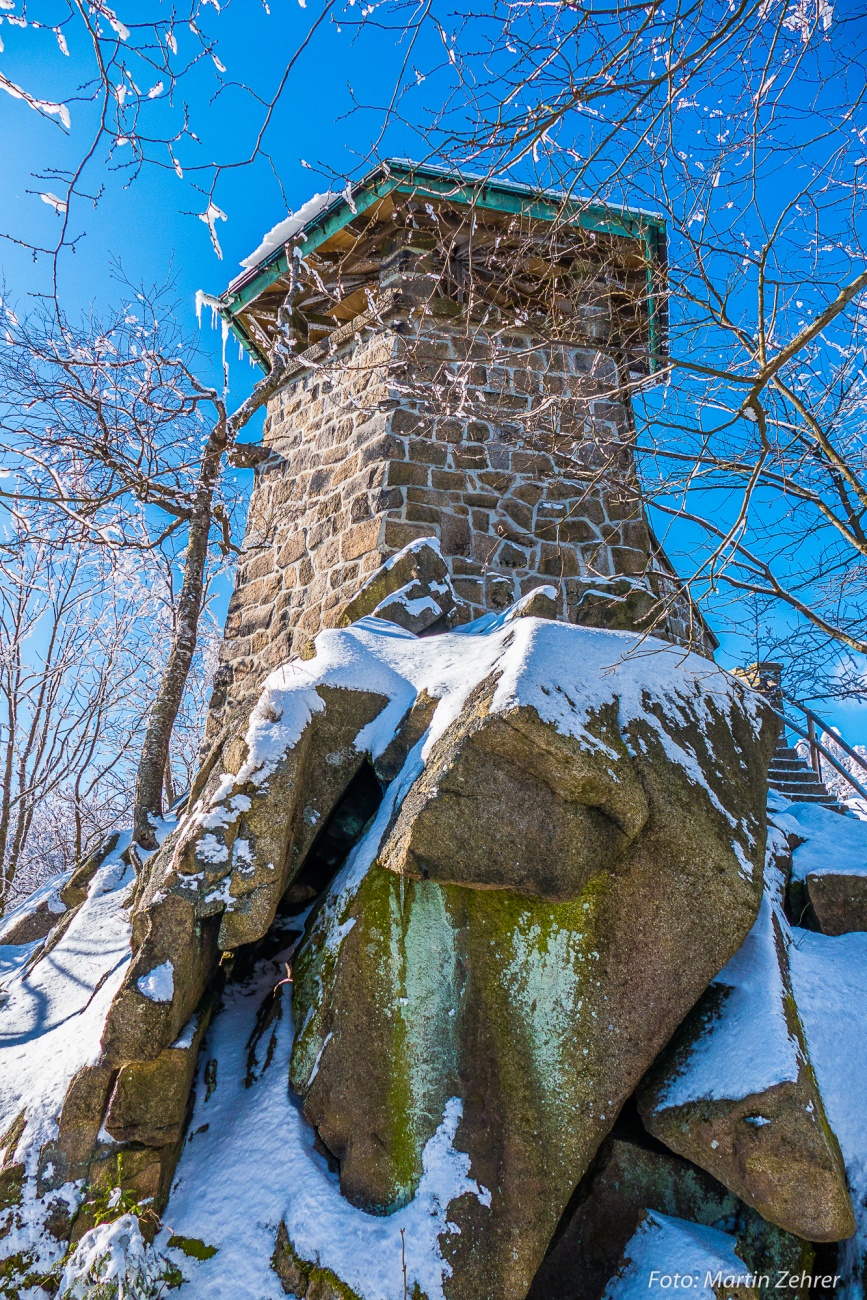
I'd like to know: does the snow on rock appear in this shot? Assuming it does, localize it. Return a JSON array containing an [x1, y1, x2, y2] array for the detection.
[[0, 869, 73, 948], [373, 584, 442, 623], [773, 799, 867, 935], [651, 838, 800, 1109], [171, 613, 769, 955], [0, 873, 70, 943], [340, 535, 460, 634], [603, 1211, 757, 1298], [244, 615, 762, 802], [152, 611, 771, 1298], [136, 960, 175, 1003], [167, 611, 768, 946], [789, 926, 867, 1295], [160, 933, 488, 1300], [714, 799, 867, 1284], [773, 800, 867, 882], [0, 839, 134, 1284], [636, 825, 855, 1243]]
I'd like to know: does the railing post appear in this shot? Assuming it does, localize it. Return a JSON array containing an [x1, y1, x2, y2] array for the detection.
[[807, 716, 822, 778]]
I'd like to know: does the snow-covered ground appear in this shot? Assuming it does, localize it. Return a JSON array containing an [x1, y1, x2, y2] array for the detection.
[[159, 919, 488, 1300], [0, 836, 134, 1291], [603, 1211, 758, 1299]]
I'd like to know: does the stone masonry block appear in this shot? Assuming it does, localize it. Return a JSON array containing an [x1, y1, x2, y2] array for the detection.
[[384, 520, 437, 550], [387, 462, 429, 487], [440, 513, 473, 558]]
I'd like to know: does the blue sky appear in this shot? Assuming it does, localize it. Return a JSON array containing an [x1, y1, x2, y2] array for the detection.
[[0, 2, 427, 334]]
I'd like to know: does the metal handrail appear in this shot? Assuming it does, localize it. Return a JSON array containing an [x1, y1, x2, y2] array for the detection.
[[772, 704, 867, 804], [780, 690, 867, 782]]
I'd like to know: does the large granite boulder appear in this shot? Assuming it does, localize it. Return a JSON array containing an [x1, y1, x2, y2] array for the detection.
[[379, 684, 649, 899], [288, 616, 776, 1300], [0, 603, 782, 1298], [637, 830, 854, 1243]]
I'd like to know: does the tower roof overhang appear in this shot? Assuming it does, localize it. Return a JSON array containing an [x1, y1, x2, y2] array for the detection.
[[217, 158, 667, 374]]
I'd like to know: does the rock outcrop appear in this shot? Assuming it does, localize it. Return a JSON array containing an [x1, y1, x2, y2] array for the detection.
[[338, 536, 461, 634], [4, 550, 825, 1300], [805, 870, 867, 935], [778, 800, 867, 934], [637, 831, 854, 1244], [287, 615, 775, 1299]]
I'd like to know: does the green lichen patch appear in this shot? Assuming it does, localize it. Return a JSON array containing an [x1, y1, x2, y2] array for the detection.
[[167, 1234, 219, 1260], [0, 1164, 24, 1213], [0, 1250, 48, 1299]]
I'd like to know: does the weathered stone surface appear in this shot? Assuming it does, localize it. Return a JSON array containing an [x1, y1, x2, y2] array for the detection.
[[100, 897, 220, 1066], [339, 536, 458, 633], [272, 1221, 311, 1295], [380, 687, 649, 900], [0, 1164, 24, 1213], [208, 684, 390, 949], [37, 1066, 116, 1190], [507, 583, 558, 621], [805, 870, 867, 935], [75, 1141, 181, 1241], [572, 576, 658, 633], [116, 677, 388, 1027], [104, 1007, 210, 1147], [0, 897, 66, 946], [373, 689, 438, 785], [781, 801, 867, 935], [637, 838, 854, 1244], [290, 626, 776, 1300], [527, 1136, 813, 1300], [0, 1114, 26, 1213]]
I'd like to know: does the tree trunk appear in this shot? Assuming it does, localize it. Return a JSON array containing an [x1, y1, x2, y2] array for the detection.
[[132, 361, 288, 848], [163, 753, 176, 810], [133, 432, 224, 848]]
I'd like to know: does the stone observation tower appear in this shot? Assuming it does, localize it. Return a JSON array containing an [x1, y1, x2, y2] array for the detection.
[[212, 160, 715, 722]]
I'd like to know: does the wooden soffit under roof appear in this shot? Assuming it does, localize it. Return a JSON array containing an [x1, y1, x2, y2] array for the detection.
[[218, 159, 667, 374]]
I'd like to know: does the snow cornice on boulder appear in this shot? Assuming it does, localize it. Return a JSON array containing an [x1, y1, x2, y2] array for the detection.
[[217, 158, 668, 372]]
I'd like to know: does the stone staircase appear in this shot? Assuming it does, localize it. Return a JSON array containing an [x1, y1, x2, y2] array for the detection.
[[768, 743, 846, 811]]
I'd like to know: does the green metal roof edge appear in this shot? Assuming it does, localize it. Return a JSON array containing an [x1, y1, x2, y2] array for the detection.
[[220, 160, 667, 370]]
